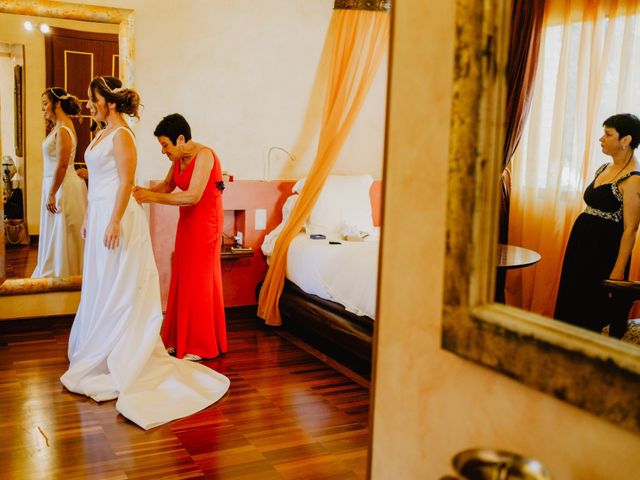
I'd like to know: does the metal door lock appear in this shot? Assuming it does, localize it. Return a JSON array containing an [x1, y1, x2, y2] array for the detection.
[[441, 448, 553, 480]]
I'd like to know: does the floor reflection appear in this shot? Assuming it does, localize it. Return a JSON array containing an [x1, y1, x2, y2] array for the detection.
[[4, 241, 38, 278], [0, 315, 370, 479]]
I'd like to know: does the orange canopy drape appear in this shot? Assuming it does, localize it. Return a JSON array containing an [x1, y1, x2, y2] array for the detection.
[[257, 9, 389, 326]]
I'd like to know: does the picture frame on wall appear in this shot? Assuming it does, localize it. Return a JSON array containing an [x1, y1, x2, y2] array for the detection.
[[14, 64, 22, 158]]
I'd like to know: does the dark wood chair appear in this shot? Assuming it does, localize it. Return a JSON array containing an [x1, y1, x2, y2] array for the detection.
[[601, 279, 640, 343], [495, 168, 512, 302]]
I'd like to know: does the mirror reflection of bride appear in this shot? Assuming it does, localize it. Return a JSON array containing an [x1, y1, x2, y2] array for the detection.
[[31, 87, 87, 278]]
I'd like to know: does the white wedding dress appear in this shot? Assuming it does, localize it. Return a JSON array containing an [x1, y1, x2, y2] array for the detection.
[[60, 126, 230, 430], [32, 125, 87, 277]]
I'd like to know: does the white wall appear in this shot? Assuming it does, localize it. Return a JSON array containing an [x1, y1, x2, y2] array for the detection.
[[1, 0, 386, 234], [70, 0, 387, 184]]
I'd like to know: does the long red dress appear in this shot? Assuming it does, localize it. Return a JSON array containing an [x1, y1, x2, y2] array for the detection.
[[161, 147, 228, 359]]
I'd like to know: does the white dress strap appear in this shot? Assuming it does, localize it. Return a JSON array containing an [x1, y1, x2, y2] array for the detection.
[[113, 126, 136, 143], [57, 124, 77, 147], [89, 125, 136, 150]]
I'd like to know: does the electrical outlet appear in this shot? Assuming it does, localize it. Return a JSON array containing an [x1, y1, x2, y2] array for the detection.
[[255, 209, 267, 231]]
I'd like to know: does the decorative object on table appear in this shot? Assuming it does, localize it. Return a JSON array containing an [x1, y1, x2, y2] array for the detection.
[[2, 154, 29, 245], [4, 219, 28, 245], [2, 156, 15, 204]]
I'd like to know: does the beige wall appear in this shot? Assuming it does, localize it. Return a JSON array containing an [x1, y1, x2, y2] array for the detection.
[[71, 0, 387, 185], [3, 0, 387, 236], [370, 1, 640, 479], [0, 14, 118, 234]]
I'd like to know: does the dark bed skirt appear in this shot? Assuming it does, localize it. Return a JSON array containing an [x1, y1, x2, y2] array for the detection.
[[257, 280, 374, 378]]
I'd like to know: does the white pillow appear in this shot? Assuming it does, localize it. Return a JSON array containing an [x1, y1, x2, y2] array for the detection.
[[292, 174, 374, 235], [261, 194, 299, 257]]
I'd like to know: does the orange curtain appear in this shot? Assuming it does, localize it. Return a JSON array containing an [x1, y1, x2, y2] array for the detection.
[[503, 0, 546, 167], [496, 0, 546, 300], [506, 0, 640, 316], [257, 9, 389, 326]]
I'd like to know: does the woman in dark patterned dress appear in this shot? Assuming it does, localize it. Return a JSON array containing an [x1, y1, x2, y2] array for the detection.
[[555, 114, 640, 333]]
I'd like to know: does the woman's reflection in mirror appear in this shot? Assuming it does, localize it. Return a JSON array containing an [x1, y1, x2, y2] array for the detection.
[[555, 113, 640, 334], [31, 87, 88, 277]]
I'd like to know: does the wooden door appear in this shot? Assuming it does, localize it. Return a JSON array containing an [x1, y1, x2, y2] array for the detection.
[[45, 27, 119, 163]]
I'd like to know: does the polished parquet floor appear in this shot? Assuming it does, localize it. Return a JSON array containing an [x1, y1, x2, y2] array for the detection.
[[4, 241, 38, 279], [0, 315, 370, 480]]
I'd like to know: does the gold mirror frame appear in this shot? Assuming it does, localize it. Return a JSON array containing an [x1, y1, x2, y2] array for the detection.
[[442, 0, 640, 433], [0, 1, 134, 314]]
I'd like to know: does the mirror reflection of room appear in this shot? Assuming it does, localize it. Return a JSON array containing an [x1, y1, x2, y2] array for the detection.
[[1, 42, 28, 272], [1, 13, 119, 280], [500, 0, 640, 347]]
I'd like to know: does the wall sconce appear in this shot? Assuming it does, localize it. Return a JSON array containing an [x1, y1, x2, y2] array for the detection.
[[23, 21, 51, 34], [264, 146, 296, 181]]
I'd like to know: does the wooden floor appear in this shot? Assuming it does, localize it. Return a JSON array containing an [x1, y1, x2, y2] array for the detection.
[[4, 241, 38, 278], [0, 314, 370, 479]]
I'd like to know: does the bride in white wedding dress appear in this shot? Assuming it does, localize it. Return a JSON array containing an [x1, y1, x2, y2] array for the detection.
[[32, 88, 86, 278], [60, 76, 230, 430]]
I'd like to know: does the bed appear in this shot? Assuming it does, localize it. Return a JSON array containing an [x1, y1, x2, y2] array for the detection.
[[260, 174, 379, 378]]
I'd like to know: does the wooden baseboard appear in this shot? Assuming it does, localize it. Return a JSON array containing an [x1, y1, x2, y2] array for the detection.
[[274, 328, 370, 389], [0, 290, 81, 321], [225, 304, 258, 319], [0, 314, 74, 334]]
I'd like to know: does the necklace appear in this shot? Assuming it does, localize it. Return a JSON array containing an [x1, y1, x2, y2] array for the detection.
[[611, 150, 634, 182]]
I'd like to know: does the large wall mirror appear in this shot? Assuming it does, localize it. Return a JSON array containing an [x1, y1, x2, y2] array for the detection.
[[443, 0, 640, 433], [0, 2, 133, 317]]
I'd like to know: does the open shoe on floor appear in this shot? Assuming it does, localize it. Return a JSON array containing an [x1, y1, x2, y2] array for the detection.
[[183, 353, 203, 362]]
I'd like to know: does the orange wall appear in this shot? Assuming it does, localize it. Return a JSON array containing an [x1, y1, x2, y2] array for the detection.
[[149, 179, 382, 308]]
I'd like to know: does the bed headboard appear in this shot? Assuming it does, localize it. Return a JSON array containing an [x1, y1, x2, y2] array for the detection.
[[148, 179, 382, 308]]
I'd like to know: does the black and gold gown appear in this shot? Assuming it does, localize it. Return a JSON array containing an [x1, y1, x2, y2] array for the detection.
[[554, 164, 640, 332]]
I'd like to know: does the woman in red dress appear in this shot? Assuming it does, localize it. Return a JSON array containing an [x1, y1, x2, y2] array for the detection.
[[133, 113, 227, 361]]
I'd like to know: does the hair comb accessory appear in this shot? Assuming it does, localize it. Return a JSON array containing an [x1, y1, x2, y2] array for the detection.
[[99, 76, 127, 94], [49, 88, 70, 100]]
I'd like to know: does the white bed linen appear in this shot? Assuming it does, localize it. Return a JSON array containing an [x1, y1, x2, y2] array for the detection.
[[285, 233, 379, 319]]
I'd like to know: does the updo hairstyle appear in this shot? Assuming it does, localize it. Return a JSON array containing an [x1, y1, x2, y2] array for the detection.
[[89, 76, 141, 119], [43, 87, 81, 116]]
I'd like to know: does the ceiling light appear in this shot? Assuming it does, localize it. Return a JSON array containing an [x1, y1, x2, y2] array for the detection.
[[23, 20, 51, 34]]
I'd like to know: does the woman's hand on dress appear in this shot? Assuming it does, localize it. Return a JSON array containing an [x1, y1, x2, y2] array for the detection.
[[132, 186, 150, 204], [76, 167, 89, 180], [46, 192, 58, 214], [104, 221, 121, 249]]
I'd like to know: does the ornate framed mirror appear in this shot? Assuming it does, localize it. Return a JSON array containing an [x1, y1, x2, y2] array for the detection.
[[442, 0, 640, 433], [0, 1, 134, 318]]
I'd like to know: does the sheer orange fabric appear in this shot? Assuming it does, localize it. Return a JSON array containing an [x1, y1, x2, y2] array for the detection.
[[507, 0, 640, 316], [257, 9, 389, 326]]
